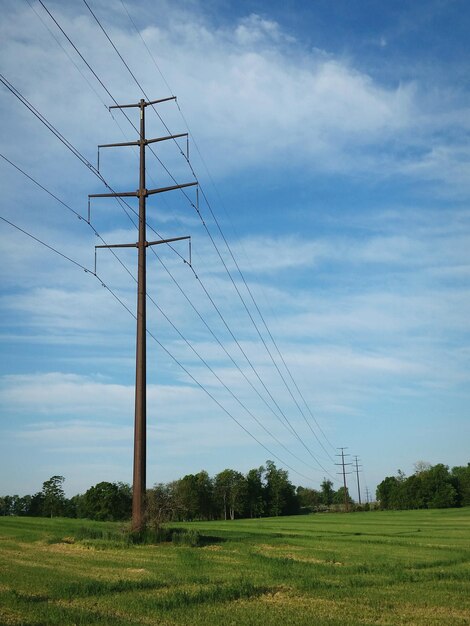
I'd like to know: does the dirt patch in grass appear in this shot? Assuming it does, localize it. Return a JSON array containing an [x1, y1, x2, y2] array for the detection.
[[41, 541, 89, 553], [53, 597, 175, 626], [398, 601, 470, 623], [0, 608, 26, 626], [241, 592, 463, 625], [209, 556, 242, 565], [255, 544, 343, 565], [257, 585, 294, 603]]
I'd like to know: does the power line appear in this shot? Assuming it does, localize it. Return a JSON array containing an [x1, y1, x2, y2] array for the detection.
[[0, 212, 322, 484], [2, 3, 340, 486], [33, 0, 185, 216], [33, 2, 326, 463], [0, 73, 330, 478], [24, 0, 109, 112], [189, 261, 332, 470], [0, 215, 91, 273], [28, 1, 333, 470], [2, 73, 329, 476], [150, 294, 323, 478], [0, 75, 181, 264], [83, 0, 144, 98], [151, 254, 324, 473], [164, 251, 332, 468], [177, 165, 337, 464], [107, 0, 336, 456], [1, 40, 334, 476], [79, 0, 195, 192], [119, 0, 174, 96], [0, 73, 98, 178], [92, 84, 334, 472], [0, 153, 84, 221], [193, 182, 337, 461], [0, 152, 329, 479], [36, 0, 182, 191], [37, 0, 125, 115]]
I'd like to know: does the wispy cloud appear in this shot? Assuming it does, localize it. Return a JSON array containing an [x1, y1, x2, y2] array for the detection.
[[1, 0, 469, 497], [0, 1, 431, 182]]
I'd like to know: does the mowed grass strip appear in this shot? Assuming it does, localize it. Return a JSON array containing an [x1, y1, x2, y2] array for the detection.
[[0, 508, 469, 625]]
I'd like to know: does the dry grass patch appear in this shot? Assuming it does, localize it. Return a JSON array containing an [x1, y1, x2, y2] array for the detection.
[[397, 602, 470, 624], [0, 608, 25, 626], [254, 542, 343, 565]]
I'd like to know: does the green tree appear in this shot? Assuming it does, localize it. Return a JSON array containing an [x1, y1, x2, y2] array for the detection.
[[68, 493, 85, 518], [320, 479, 334, 506], [297, 486, 322, 512], [81, 482, 131, 521], [376, 476, 400, 509], [174, 475, 198, 520], [195, 470, 214, 519], [421, 464, 456, 508], [245, 467, 264, 518], [0, 495, 14, 516], [174, 471, 214, 520], [214, 469, 246, 520], [377, 464, 458, 510], [146, 482, 183, 527], [401, 473, 425, 509], [9, 495, 26, 516], [264, 461, 299, 516], [451, 463, 470, 506], [29, 492, 45, 516], [333, 486, 353, 508], [0, 497, 7, 516], [42, 476, 65, 518]]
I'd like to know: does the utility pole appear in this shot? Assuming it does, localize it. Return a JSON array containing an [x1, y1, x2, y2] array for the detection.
[[365, 486, 371, 504], [90, 97, 197, 532], [353, 455, 362, 505], [335, 447, 352, 512]]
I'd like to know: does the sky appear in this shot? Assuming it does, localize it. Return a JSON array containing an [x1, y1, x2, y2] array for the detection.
[[0, 0, 469, 499]]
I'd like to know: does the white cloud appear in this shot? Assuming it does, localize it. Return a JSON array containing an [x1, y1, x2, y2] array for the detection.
[[1, 1, 470, 497], [234, 14, 295, 47], [0, 1, 417, 181], [0, 372, 133, 417], [400, 144, 470, 191], [0, 0, 467, 200]]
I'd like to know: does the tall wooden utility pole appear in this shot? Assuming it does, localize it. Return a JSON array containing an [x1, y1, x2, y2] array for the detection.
[[90, 97, 197, 531], [336, 447, 352, 512], [353, 455, 362, 505]]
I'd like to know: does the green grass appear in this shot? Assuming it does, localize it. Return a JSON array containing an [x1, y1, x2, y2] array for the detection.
[[0, 509, 469, 625]]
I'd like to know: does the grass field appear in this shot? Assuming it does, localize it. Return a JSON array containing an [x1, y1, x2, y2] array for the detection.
[[0, 508, 469, 625]]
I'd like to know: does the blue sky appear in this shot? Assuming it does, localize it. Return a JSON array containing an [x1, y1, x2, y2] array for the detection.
[[0, 0, 469, 499]]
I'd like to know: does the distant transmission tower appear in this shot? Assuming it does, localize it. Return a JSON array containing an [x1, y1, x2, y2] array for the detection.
[[353, 455, 362, 505], [90, 97, 196, 531], [336, 447, 352, 512]]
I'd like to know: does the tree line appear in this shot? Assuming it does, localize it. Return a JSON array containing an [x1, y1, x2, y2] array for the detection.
[[0, 461, 349, 521], [146, 463, 353, 523], [0, 476, 132, 521], [376, 462, 470, 510], [1, 460, 468, 521]]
